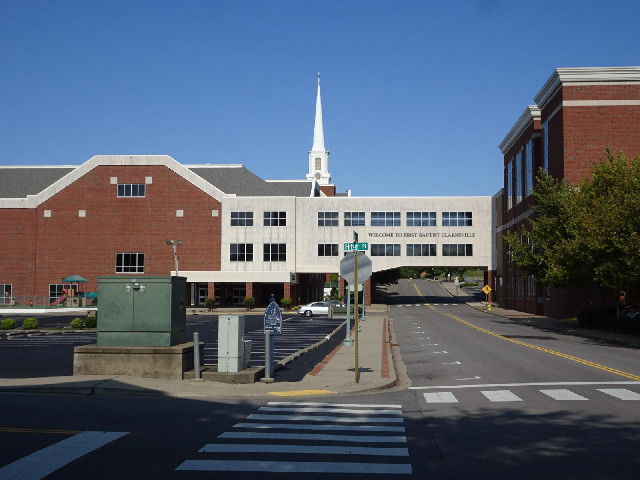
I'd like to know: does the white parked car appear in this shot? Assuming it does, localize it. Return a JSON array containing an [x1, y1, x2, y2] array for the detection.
[[297, 301, 330, 317]]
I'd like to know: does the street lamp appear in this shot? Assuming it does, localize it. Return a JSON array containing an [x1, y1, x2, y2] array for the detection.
[[166, 239, 181, 276]]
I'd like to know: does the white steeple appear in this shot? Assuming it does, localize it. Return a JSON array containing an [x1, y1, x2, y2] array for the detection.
[[307, 73, 331, 185]]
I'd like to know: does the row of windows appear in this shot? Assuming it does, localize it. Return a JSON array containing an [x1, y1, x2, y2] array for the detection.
[[371, 243, 473, 257], [230, 211, 287, 227], [230, 211, 473, 227], [117, 184, 146, 197], [506, 137, 536, 211], [230, 242, 474, 259], [230, 244, 287, 262]]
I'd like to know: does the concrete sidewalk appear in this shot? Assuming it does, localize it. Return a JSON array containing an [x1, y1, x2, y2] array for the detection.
[[0, 308, 397, 399], [440, 281, 640, 349]]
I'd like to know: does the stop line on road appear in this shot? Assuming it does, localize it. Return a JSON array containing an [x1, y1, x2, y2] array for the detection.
[[176, 401, 412, 475]]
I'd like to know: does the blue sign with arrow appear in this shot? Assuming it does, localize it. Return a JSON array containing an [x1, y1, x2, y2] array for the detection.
[[264, 297, 283, 335]]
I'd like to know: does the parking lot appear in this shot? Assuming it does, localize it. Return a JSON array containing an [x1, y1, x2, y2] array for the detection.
[[0, 313, 346, 381]]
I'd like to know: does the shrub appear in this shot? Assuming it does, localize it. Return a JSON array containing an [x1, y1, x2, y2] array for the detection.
[[85, 316, 97, 328], [1, 318, 16, 330], [243, 296, 255, 311], [70, 318, 84, 329], [22, 317, 38, 330], [280, 297, 293, 310], [204, 297, 216, 311]]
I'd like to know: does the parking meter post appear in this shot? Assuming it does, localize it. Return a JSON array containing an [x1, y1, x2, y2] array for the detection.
[[193, 332, 201, 380], [344, 282, 352, 346], [265, 330, 272, 379]]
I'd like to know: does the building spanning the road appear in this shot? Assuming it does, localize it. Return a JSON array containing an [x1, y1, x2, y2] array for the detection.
[[0, 77, 495, 308], [496, 67, 640, 318]]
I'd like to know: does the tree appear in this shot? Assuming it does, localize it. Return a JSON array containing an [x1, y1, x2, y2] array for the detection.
[[505, 149, 640, 300]]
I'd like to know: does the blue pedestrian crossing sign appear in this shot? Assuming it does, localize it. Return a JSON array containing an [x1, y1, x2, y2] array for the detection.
[[264, 299, 283, 335]]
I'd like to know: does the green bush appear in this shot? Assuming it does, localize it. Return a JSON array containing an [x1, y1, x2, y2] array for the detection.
[[280, 297, 293, 310], [70, 318, 84, 329], [1, 318, 16, 330], [85, 316, 97, 328], [22, 317, 38, 330], [243, 296, 255, 311], [204, 297, 216, 311]]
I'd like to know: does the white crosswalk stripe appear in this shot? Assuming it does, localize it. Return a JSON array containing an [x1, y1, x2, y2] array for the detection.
[[422, 387, 640, 406], [176, 402, 412, 475], [598, 388, 640, 400]]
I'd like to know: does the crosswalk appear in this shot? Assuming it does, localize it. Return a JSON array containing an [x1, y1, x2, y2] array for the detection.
[[176, 401, 412, 475], [423, 387, 640, 405]]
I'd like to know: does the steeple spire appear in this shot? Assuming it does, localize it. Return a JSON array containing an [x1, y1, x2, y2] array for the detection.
[[307, 72, 330, 185], [312, 72, 325, 152]]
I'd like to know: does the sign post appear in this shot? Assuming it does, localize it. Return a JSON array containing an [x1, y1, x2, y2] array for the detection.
[[263, 294, 282, 381], [482, 284, 492, 311]]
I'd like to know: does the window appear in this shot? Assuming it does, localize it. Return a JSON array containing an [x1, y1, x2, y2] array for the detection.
[[318, 211, 338, 226], [515, 150, 523, 205], [49, 284, 72, 304], [318, 244, 339, 256], [264, 243, 286, 262], [315, 157, 322, 170], [371, 212, 400, 227], [442, 244, 473, 256], [344, 211, 365, 226], [442, 212, 472, 226], [542, 120, 549, 173], [506, 161, 513, 210], [525, 139, 533, 197], [406, 244, 436, 256], [371, 244, 401, 256], [117, 184, 146, 197], [1, 284, 12, 305], [264, 211, 286, 226], [407, 212, 436, 227], [116, 253, 145, 273], [231, 212, 253, 226], [230, 244, 253, 262]]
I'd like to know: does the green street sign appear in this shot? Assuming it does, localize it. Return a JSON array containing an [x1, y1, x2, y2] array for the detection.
[[343, 242, 368, 252]]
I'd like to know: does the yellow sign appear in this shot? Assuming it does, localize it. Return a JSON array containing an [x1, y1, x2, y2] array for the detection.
[[482, 285, 492, 294]]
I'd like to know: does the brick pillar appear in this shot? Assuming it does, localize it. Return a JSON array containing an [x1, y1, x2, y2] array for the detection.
[[284, 282, 291, 299], [207, 282, 215, 300], [339, 277, 345, 300], [365, 277, 372, 306], [487, 270, 495, 304], [246, 282, 253, 298]]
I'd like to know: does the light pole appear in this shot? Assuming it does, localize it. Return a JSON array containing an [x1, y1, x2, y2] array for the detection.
[[166, 239, 181, 276]]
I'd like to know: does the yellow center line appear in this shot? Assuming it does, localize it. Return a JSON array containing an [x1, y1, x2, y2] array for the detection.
[[441, 312, 640, 382], [412, 283, 435, 310], [0, 427, 82, 435]]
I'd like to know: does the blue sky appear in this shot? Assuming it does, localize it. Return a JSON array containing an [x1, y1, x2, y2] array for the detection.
[[1, 1, 639, 197]]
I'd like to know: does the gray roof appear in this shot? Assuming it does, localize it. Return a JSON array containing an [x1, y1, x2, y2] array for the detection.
[[189, 166, 315, 197], [0, 167, 75, 198]]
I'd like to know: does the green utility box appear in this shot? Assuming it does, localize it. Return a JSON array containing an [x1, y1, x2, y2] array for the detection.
[[97, 276, 187, 347]]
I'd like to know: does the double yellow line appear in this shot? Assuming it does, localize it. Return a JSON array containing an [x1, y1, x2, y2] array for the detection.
[[412, 282, 640, 382], [0, 427, 82, 435]]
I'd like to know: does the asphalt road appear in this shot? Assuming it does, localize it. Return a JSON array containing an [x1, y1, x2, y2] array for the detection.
[[1, 279, 639, 479]]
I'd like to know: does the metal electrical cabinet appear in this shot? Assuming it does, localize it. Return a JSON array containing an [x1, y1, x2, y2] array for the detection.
[[97, 276, 187, 347]]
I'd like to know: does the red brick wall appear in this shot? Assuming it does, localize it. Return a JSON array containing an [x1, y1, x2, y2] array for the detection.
[[0, 209, 37, 297], [5, 165, 222, 297]]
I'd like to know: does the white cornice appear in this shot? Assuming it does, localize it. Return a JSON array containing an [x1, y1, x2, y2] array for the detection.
[[499, 105, 540, 154], [534, 67, 640, 110]]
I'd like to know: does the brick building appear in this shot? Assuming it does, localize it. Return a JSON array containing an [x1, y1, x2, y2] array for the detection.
[[496, 67, 640, 318], [1, 77, 495, 309]]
